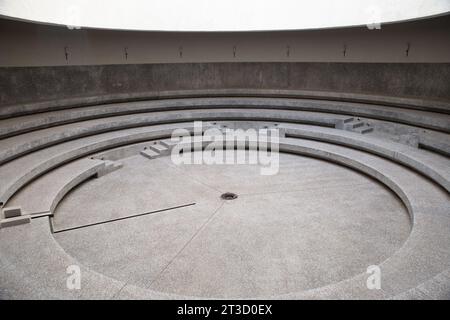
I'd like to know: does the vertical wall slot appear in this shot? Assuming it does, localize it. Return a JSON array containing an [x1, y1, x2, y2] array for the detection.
[[406, 42, 411, 57], [64, 46, 69, 63], [233, 45, 237, 58], [286, 45, 290, 58], [179, 46, 183, 58], [343, 44, 347, 57], [124, 47, 128, 60]]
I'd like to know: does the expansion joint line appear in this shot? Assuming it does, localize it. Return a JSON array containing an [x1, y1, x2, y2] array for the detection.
[[51, 202, 196, 234], [148, 201, 225, 287]]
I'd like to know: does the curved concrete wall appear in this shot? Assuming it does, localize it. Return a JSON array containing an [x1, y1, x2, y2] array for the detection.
[[1, 15, 450, 67], [0, 15, 449, 108], [1, 62, 450, 107]]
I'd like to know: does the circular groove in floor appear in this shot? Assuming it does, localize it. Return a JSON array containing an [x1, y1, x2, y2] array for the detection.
[[53, 151, 410, 298]]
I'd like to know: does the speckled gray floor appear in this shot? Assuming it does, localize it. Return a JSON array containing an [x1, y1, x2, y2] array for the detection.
[[53, 151, 410, 298]]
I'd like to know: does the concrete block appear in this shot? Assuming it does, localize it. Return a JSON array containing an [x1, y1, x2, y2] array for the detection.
[[2, 206, 22, 218], [343, 117, 355, 123], [358, 126, 374, 134], [0, 124, 197, 205], [159, 139, 178, 148], [334, 119, 345, 130], [352, 122, 364, 129], [96, 161, 123, 178], [149, 143, 168, 154], [0, 215, 31, 228], [343, 124, 356, 131], [140, 149, 159, 159]]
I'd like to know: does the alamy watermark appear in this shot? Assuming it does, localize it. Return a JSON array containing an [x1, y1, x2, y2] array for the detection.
[[169, 122, 280, 175], [366, 265, 381, 290], [365, 5, 382, 30], [66, 265, 81, 290]]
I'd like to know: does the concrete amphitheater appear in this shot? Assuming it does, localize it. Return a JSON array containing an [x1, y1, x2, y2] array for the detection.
[[0, 2, 450, 300]]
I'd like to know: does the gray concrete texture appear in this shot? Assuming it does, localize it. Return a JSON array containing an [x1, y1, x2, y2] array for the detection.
[[2, 206, 22, 218], [1, 62, 450, 108], [0, 111, 448, 213], [0, 123, 200, 205], [1, 97, 448, 139], [6, 157, 105, 215], [0, 14, 449, 299], [1, 135, 449, 299], [53, 152, 410, 298]]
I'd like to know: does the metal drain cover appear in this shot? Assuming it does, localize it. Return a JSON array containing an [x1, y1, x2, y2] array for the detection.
[[221, 192, 238, 200]]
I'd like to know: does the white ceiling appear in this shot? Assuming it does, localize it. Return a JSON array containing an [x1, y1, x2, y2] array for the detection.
[[1, 0, 449, 31]]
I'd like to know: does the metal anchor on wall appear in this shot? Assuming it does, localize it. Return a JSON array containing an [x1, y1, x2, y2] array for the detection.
[[124, 47, 129, 60], [343, 44, 347, 57], [64, 46, 69, 63], [406, 42, 411, 57], [233, 45, 237, 58]]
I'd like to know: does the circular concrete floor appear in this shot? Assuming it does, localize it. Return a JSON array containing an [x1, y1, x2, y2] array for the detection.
[[53, 151, 411, 298]]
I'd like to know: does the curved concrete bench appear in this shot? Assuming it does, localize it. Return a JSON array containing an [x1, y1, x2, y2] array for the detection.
[[1, 97, 449, 139], [0, 122, 207, 206], [171, 136, 450, 299], [0, 109, 345, 164], [279, 137, 449, 298], [1, 136, 448, 299], [1, 103, 449, 167], [1, 89, 448, 119], [280, 124, 450, 192], [6, 158, 106, 215], [1, 118, 449, 212]]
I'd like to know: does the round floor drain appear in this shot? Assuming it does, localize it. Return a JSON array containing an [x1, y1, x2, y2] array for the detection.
[[221, 192, 238, 200]]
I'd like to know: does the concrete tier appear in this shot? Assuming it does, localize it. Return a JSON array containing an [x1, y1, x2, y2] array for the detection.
[[6, 158, 106, 215], [0, 123, 202, 206], [0, 108, 346, 165], [1, 97, 449, 140], [1, 120, 448, 212], [0, 136, 448, 299]]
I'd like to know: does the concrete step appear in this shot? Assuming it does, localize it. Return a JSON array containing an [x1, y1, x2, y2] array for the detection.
[[420, 137, 450, 157], [281, 124, 450, 192], [0, 123, 199, 206], [358, 126, 374, 134], [140, 149, 160, 159], [103, 159, 123, 170], [159, 139, 179, 148], [1, 89, 449, 120], [342, 118, 373, 134], [351, 121, 365, 129], [0, 119, 449, 212], [1, 136, 449, 298], [0, 215, 31, 228], [2, 206, 22, 219], [149, 143, 169, 154], [343, 117, 355, 123], [1, 96, 449, 141], [0, 108, 340, 165], [97, 160, 123, 177], [5, 158, 105, 215]]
